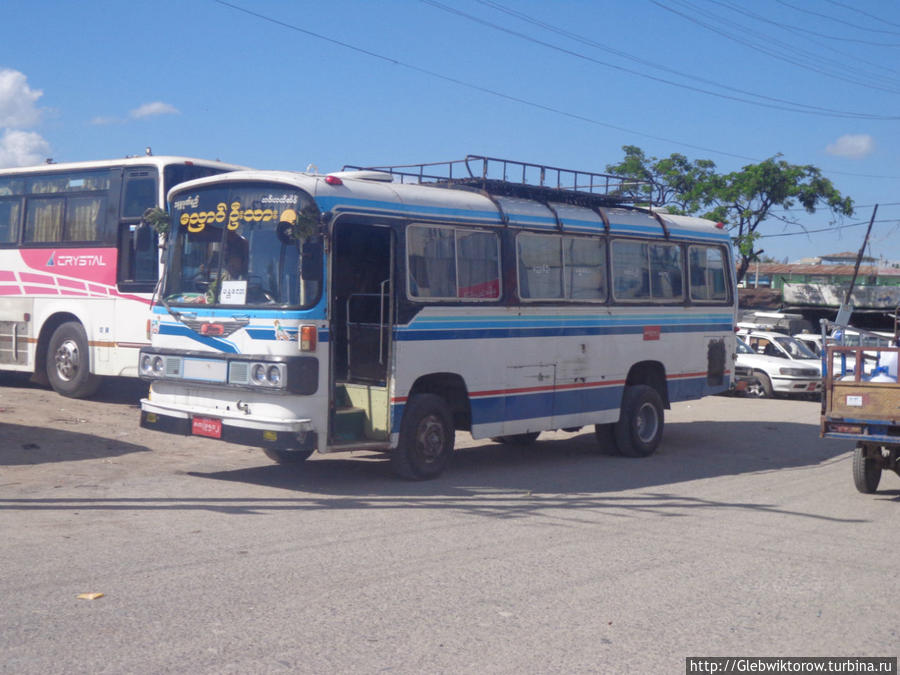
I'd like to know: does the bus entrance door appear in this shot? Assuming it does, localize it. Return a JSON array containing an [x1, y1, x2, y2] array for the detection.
[[330, 223, 393, 445]]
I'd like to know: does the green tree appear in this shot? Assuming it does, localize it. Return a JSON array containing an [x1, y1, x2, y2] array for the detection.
[[606, 145, 719, 214], [607, 147, 854, 282]]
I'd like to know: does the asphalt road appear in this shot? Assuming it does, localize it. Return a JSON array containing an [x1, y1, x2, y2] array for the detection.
[[1, 376, 898, 674]]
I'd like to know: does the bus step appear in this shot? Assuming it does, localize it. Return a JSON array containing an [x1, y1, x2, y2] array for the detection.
[[333, 406, 367, 442]]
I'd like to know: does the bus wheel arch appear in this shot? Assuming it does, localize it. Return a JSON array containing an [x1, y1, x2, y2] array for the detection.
[[44, 317, 101, 398], [406, 372, 471, 431], [625, 361, 669, 408]]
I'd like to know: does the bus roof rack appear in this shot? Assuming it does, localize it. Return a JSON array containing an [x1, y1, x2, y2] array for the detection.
[[341, 155, 651, 207]]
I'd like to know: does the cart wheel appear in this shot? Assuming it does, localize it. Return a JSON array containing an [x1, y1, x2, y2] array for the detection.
[[852, 444, 882, 494]]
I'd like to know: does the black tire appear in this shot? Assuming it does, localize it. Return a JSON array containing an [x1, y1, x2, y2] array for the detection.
[[391, 393, 454, 480], [852, 444, 882, 494], [491, 432, 540, 446], [263, 447, 314, 464], [594, 423, 620, 455], [46, 321, 101, 398], [746, 372, 773, 398], [614, 385, 664, 458]]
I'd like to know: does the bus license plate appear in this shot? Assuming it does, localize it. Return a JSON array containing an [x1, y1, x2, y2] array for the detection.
[[807, 383, 817, 391], [192, 417, 222, 439]]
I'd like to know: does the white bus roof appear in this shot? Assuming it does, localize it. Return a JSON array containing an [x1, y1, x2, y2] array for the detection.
[[0, 155, 246, 176], [170, 167, 730, 243]]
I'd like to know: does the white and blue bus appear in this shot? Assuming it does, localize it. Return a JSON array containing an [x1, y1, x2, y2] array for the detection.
[[139, 156, 737, 478]]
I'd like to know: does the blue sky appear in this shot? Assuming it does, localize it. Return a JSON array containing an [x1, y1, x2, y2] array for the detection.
[[3, 0, 899, 263]]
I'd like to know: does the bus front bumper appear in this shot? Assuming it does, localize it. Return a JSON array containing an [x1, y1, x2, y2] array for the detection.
[[140, 399, 317, 452]]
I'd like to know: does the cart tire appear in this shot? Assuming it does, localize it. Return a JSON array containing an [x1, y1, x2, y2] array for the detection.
[[852, 445, 882, 494]]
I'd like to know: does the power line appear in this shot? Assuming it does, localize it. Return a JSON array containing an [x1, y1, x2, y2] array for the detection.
[[210, 0, 900, 181], [759, 218, 899, 239], [775, 0, 900, 39], [210, 0, 758, 161], [825, 0, 900, 30], [656, 0, 900, 94], [449, 0, 900, 120], [708, 0, 900, 80]]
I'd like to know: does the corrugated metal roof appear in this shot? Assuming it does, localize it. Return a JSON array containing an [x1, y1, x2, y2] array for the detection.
[[749, 262, 900, 277]]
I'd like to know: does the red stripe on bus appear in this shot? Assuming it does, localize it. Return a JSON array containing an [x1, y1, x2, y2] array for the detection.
[[390, 371, 733, 403]]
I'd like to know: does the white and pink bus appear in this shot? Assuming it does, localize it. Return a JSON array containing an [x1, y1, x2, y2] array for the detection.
[[0, 155, 243, 397]]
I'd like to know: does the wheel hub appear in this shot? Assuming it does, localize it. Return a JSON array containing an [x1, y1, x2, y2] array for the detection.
[[54, 339, 81, 382], [635, 402, 659, 443], [416, 414, 445, 463]]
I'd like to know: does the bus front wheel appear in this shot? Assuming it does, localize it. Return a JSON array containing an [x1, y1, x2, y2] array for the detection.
[[614, 385, 664, 458], [46, 321, 101, 399], [263, 447, 313, 464], [392, 393, 454, 480]]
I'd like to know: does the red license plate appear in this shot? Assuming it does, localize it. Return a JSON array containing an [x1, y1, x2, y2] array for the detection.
[[807, 383, 818, 391], [192, 416, 222, 438]]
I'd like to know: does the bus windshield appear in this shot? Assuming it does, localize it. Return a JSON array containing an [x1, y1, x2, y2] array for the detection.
[[163, 182, 321, 308]]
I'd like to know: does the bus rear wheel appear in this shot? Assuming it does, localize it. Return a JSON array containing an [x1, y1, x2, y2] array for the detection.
[[614, 385, 664, 458], [392, 394, 454, 480], [46, 321, 101, 399]]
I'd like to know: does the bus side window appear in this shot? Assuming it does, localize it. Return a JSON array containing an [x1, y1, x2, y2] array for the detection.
[[0, 199, 21, 244], [118, 173, 159, 288]]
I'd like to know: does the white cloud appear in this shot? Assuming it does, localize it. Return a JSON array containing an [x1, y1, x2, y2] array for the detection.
[[0, 68, 44, 128], [130, 101, 179, 119], [826, 134, 875, 159], [90, 115, 121, 126], [0, 129, 51, 168]]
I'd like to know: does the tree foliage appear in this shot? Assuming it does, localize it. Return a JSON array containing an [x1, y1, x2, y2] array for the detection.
[[606, 146, 854, 282]]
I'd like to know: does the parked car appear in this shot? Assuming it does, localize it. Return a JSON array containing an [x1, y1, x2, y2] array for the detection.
[[735, 335, 822, 398], [796, 327, 895, 378], [792, 332, 824, 357]]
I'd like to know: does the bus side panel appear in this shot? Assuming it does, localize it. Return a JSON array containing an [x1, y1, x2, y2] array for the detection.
[[389, 305, 735, 441], [4, 248, 154, 379]]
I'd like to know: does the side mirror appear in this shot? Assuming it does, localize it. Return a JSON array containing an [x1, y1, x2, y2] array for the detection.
[[276, 221, 294, 245]]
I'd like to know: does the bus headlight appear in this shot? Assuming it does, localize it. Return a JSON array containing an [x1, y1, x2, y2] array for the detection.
[[152, 356, 165, 376], [267, 365, 282, 385], [252, 363, 267, 384], [140, 354, 153, 374]]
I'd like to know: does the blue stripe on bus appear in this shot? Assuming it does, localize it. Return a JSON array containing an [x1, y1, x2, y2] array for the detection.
[[394, 313, 733, 341], [394, 323, 732, 341], [406, 313, 732, 329], [157, 324, 239, 353]]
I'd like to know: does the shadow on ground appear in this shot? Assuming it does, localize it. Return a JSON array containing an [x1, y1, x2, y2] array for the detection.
[[186, 418, 860, 498], [0, 421, 149, 465]]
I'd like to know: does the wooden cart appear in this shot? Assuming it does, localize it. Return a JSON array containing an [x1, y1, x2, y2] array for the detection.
[[821, 337, 900, 494]]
